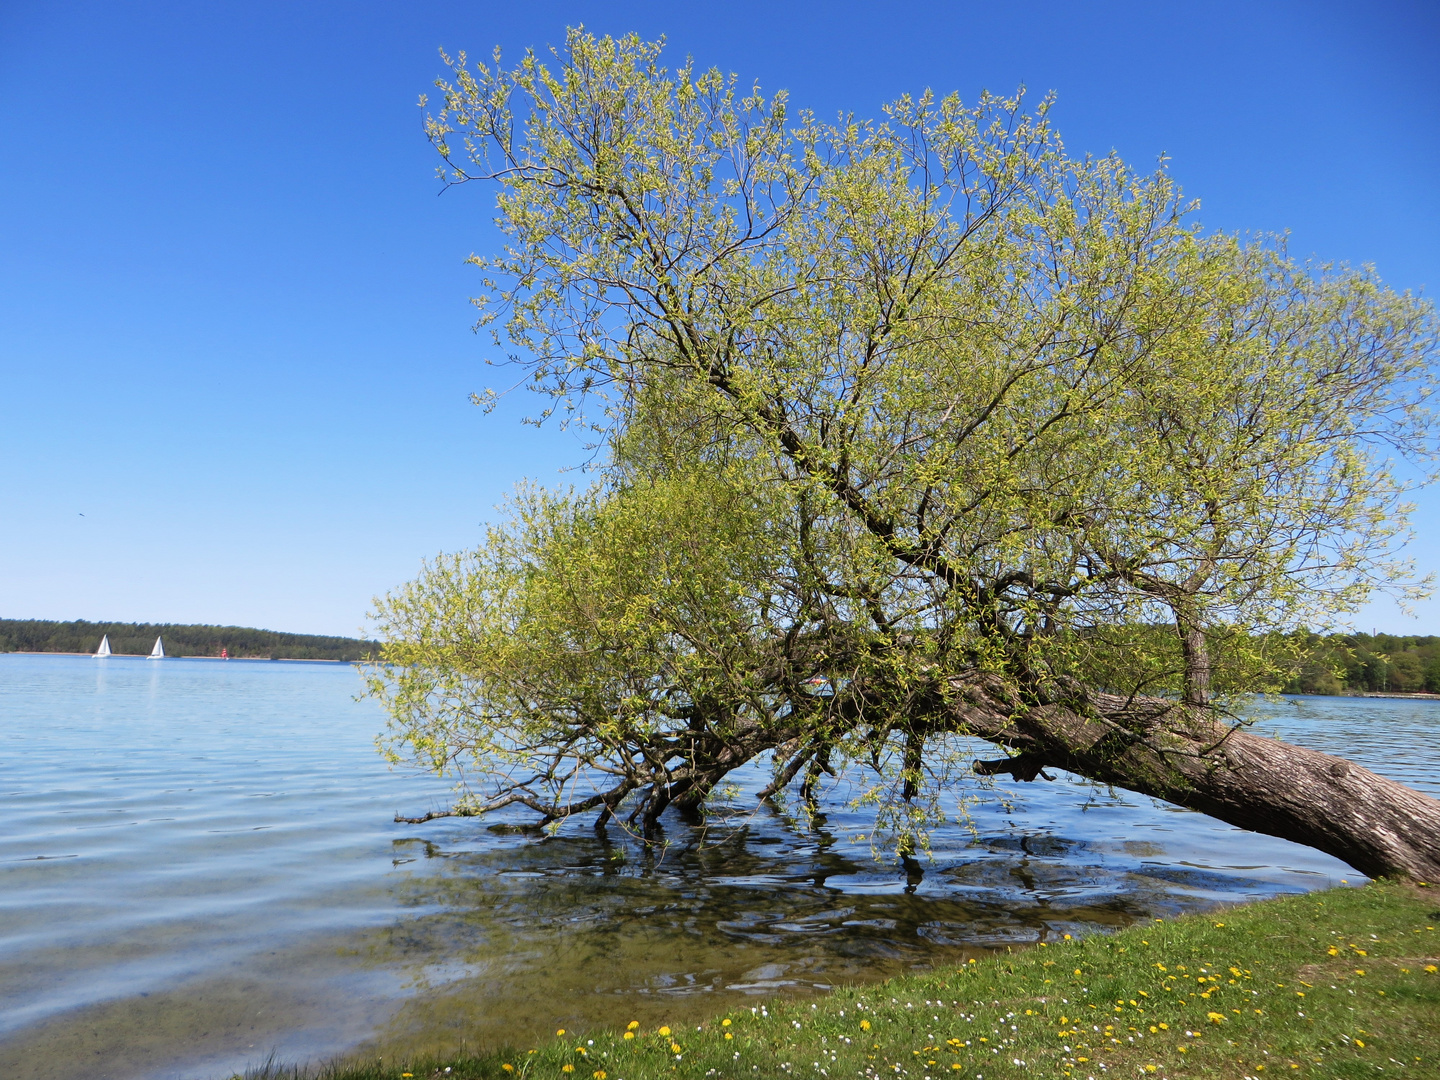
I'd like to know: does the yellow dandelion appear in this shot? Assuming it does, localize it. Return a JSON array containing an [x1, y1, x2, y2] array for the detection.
[[627, 1021, 640, 1030], [622, 1032, 635, 1041], [725, 1032, 733, 1040], [860, 1019, 871, 1031], [502, 1067, 515, 1075], [594, 1072, 607, 1079], [1207, 1012, 1226, 1023], [1074, 969, 1082, 976], [1356, 1039, 1365, 1048], [670, 1043, 682, 1054], [1355, 969, 1366, 976], [722, 1019, 732, 1027], [1145, 1067, 1158, 1073], [1159, 1023, 1169, 1030], [658, 1026, 671, 1037], [557, 1029, 566, 1036], [562, 1066, 574, 1075], [1424, 965, 1437, 974]]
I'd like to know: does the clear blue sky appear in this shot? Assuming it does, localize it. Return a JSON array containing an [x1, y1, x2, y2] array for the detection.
[[1, 1, 1437, 638]]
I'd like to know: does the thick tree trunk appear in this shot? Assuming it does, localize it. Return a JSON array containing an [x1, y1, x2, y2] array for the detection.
[[1177, 619, 1212, 706], [400, 669, 1440, 882], [946, 673, 1440, 882]]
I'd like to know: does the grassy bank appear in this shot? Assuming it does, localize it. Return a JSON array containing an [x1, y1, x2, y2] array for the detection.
[[251, 880, 1438, 1080]]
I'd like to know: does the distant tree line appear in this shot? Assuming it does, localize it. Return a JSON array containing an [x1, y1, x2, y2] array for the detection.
[[1064, 626, 1440, 698], [21, 615, 1424, 686], [1286, 632, 1440, 695], [1048, 626, 1440, 698], [0, 619, 381, 661]]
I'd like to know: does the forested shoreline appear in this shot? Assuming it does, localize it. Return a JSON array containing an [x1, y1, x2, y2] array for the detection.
[[5, 617, 1420, 683], [0, 619, 380, 661], [1287, 632, 1440, 695]]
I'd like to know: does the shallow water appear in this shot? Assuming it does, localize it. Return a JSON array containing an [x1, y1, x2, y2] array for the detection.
[[1, 655, 1436, 1079]]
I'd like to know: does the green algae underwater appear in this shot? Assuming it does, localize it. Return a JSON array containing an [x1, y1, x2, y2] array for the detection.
[[236, 881, 1440, 1080]]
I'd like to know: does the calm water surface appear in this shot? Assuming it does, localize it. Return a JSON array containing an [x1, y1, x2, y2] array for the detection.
[[2, 654, 1437, 1080]]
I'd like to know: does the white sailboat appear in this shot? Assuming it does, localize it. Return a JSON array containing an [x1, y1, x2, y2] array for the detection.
[[95, 634, 112, 658], [148, 636, 165, 659]]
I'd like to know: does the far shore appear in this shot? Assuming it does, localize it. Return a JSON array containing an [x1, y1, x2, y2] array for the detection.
[[3, 651, 354, 663], [1350, 690, 1440, 700]]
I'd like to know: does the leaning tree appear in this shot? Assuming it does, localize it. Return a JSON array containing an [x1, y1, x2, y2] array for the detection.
[[369, 30, 1440, 880]]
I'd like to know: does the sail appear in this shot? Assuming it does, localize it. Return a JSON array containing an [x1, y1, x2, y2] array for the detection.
[[95, 635, 111, 657], [149, 636, 165, 659]]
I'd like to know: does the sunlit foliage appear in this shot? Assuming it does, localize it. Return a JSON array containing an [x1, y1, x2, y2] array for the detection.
[[368, 30, 1438, 848]]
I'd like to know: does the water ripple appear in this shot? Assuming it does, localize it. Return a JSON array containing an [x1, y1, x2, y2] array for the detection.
[[1, 656, 1436, 1080]]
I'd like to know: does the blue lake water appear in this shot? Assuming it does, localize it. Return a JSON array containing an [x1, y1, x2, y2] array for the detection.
[[2, 653, 1437, 1080]]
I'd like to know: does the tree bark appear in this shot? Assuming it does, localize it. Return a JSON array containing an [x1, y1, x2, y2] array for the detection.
[[400, 663, 1440, 882], [945, 672, 1440, 882], [1177, 618, 1212, 706], [652, 671, 1440, 881]]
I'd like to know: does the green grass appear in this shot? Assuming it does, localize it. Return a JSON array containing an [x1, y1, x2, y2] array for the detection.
[[243, 880, 1440, 1080]]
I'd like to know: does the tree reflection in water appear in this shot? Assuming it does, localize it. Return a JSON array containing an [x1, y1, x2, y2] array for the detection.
[[356, 797, 1238, 1061]]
